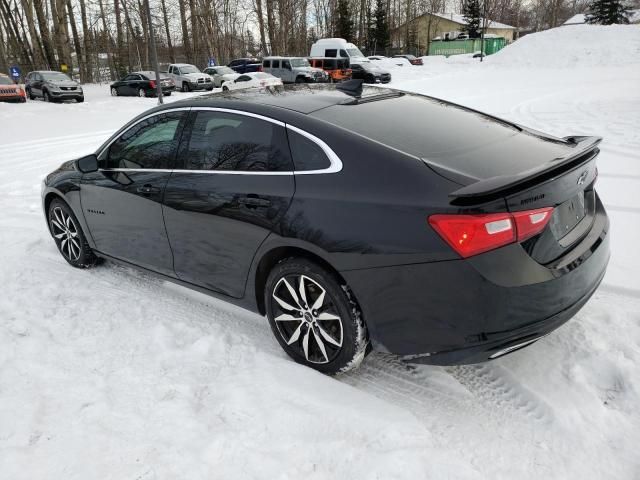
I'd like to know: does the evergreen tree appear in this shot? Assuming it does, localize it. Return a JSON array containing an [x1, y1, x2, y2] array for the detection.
[[369, 0, 390, 53], [462, 0, 482, 39], [585, 0, 631, 24], [335, 0, 354, 41]]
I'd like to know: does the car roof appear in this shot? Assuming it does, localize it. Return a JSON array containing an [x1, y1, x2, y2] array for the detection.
[[149, 84, 399, 116]]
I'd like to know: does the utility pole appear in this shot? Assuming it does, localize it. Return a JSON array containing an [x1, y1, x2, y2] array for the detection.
[[144, 0, 163, 104], [480, 0, 487, 62]]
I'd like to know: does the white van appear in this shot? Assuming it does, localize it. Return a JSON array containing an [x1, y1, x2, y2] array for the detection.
[[309, 38, 369, 64]]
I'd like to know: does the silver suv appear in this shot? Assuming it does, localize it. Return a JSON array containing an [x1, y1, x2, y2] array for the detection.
[[262, 57, 328, 84]]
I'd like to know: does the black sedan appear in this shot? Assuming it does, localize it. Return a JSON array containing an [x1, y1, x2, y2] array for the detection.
[[350, 62, 391, 83], [41, 82, 609, 374], [110, 71, 175, 98]]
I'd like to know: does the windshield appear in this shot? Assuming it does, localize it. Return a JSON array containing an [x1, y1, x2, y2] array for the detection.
[[346, 47, 365, 58], [42, 72, 71, 81], [291, 58, 310, 68], [0, 76, 13, 85], [252, 72, 270, 79], [179, 65, 200, 74], [217, 67, 235, 75]]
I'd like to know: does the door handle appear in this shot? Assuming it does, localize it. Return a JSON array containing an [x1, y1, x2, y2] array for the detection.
[[238, 195, 271, 208], [136, 184, 161, 195]]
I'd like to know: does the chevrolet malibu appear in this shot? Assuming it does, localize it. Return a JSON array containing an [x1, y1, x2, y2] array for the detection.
[[41, 82, 609, 374]]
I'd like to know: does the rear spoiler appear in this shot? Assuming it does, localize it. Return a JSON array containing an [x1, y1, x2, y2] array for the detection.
[[449, 136, 602, 204]]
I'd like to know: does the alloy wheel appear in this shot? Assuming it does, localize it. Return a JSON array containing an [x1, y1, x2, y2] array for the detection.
[[271, 274, 344, 364], [138, 88, 145, 98], [50, 206, 81, 261], [111, 87, 118, 96]]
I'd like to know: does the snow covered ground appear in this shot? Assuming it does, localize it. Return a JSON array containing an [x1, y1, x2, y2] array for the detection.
[[1, 25, 639, 479]]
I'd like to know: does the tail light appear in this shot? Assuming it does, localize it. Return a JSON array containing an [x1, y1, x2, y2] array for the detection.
[[149, 80, 156, 89], [429, 207, 554, 258], [257, 66, 263, 72]]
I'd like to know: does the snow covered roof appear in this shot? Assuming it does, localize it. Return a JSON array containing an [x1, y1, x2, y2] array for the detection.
[[431, 12, 516, 30], [564, 13, 586, 25]]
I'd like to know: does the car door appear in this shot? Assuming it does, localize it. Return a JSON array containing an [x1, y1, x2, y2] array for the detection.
[[162, 108, 295, 298], [282, 60, 293, 82], [80, 110, 189, 275], [32, 73, 44, 96]]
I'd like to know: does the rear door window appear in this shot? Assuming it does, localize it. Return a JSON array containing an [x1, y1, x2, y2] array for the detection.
[[263, 60, 271, 68], [325, 49, 337, 57], [272, 60, 280, 68], [179, 111, 293, 172]]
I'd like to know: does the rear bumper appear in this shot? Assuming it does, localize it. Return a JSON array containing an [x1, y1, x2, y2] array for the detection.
[[341, 194, 610, 364]]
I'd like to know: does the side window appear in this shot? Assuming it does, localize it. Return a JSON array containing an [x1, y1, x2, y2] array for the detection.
[[287, 129, 331, 171], [339, 49, 348, 57], [237, 75, 250, 82], [272, 60, 280, 68], [282, 60, 291, 69], [180, 111, 292, 172], [263, 60, 271, 68], [325, 49, 337, 57], [101, 112, 185, 169]]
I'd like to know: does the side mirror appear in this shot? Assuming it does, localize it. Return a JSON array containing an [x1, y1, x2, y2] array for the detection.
[[77, 154, 99, 173]]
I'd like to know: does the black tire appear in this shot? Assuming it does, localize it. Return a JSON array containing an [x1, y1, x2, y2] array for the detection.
[[165, 91, 172, 96], [222, 85, 229, 92], [110, 87, 118, 97], [43, 90, 51, 102], [182, 82, 191, 92], [138, 88, 146, 98], [48, 198, 98, 268], [295, 76, 305, 84], [77, 97, 84, 103], [365, 74, 376, 84], [265, 258, 368, 374], [27, 88, 35, 100]]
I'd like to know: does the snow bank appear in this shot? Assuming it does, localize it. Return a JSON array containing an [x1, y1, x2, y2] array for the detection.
[[489, 25, 640, 68]]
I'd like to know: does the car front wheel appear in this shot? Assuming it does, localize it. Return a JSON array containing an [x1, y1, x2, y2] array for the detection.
[[110, 87, 118, 96], [265, 258, 368, 374], [48, 198, 98, 268]]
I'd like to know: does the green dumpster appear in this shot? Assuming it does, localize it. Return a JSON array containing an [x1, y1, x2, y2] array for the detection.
[[428, 37, 506, 57]]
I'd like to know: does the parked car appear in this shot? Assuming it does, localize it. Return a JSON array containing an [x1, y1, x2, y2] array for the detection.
[[393, 54, 424, 65], [0, 74, 26, 103], [228, 58, 262, 74], [42, 83, 609, 374], [166, 63, 213, 92], [262, 57, 328, 83], [310, 38, 369, 65], [308, 57, 352, 82], [203, 66, 240, 87], [367, 55, 387, 61], [221, 72, 282, 91], [350, 62, 391, 83], [110, 71, 175, 98], [25, 70, 84, 102]]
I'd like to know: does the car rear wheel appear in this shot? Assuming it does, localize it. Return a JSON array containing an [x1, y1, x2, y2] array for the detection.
[[182, 82, 191, 92], [265, 258, 368, 374], [138, 88, 146, 98], [48, 198, 98, 268], [110, 87, 118, 96], [222, 85, 229, 92], [27, 88, 35, 100]]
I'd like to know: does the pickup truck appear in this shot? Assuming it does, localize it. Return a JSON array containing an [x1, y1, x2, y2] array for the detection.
[[166, 63, 213, 92], [227, 58, 262, 74]]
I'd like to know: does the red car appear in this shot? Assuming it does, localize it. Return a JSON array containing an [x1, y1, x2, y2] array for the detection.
[[0, 74, 26, 102], [393, 54, 424, 66]]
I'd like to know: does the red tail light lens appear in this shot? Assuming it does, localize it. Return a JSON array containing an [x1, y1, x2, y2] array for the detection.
[[512, 207, 553, 242], [429, 207, 554, 258], [429, 213, 515, 258], [149, 80, 156, 89]]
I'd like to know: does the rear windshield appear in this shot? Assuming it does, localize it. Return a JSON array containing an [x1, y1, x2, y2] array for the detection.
[[311, 94, 571, 179]]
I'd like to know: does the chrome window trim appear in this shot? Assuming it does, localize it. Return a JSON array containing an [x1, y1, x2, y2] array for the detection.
[[97, 105, 342, 176]]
